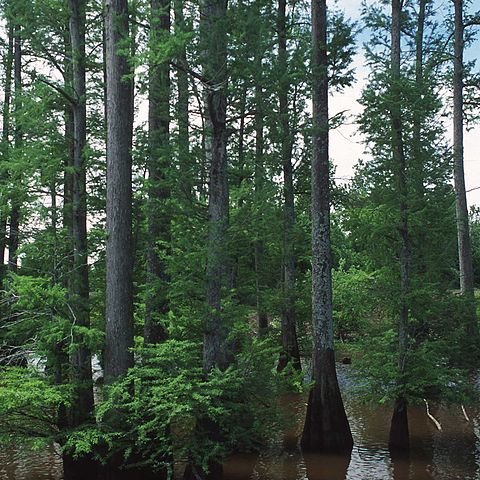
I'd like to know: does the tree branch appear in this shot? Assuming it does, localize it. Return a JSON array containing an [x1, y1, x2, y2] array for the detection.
[[36, 77, 76, 105]]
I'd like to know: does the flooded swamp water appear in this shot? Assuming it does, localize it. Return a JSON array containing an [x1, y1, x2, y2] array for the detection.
[[1, 364, 480, 480]]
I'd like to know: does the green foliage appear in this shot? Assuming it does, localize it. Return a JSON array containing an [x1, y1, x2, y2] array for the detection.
[[62, 338, 295, 472], [351, 331, 474, 406], [332, 265, 383, 340], [1, 0, 479, 472], [1, 274, 104, 358], [0, 367, 68, 445], [470, 207, 480, 287]]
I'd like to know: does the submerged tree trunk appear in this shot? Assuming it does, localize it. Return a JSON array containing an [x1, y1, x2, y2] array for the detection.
[[388, 0, 410, 452], [277, 0, 300, 372], [0, 23, 14, 283], [452, 0, 479, 342], [300, 0, 353, 452], [104, 0, 134, 384], [144, 0, 171, 345]]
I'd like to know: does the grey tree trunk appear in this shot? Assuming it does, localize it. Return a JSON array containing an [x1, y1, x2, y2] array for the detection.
[[228, 85, 247, 293], [277, 0, 301, 372], [63, 27, 75, 291], [174, 0, 191, 199], [0, 23, 14, 283], [202, 0, 229, 375], [254, 66, 268, 336], [8, 22, 21, 273], [183, 2, 230, 479], [67, 0, 95, 430], [64, 104, 74, 271], [453, 0, 479, 340], [104, 0, 134, 384], [388, 0, 410, 452], [144, 0, 171, 345], [63, 19, 75, 244], [300, 0, 353, 452]]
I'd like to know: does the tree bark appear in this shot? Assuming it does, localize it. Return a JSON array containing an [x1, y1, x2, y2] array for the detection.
[[388, 0, 410, 452], [174, 0, 191, 199], [277, 0, 301, 372], [202, 0, 229, 375], [228, 84, 247, 293], [64, 103, 74, 277], [104, 0, 134, 384], [254, 72, 268, 336], [144, 0, 171, 345], [183, 1, 229, 478], [8, 21, 21, 273], [453, 0, 479, 340], [0, 22, 14, 283], [67, 0, 95, 428], [300, 0, 353, 452]]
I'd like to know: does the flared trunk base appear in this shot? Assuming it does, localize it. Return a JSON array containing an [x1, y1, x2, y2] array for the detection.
[[388, 396, 409, 451], [301, 350, 353, 452]]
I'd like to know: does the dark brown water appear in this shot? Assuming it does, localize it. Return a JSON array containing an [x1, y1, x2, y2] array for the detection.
[[0, 445, 62, 480], [223, 365, 480, 480], [1, 365, 479, 480]]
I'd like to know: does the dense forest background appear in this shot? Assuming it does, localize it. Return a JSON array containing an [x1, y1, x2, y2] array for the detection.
[[0, 0, 480, 479]]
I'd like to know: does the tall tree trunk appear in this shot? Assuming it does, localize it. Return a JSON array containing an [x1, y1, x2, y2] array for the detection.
[[64, 104, 74, 282], [453, 0, 479, 341], [63, 4, 96, 477], [67, 0, 94, 422], [144, 0, 171, 345], [174, 0, 191, 199], [8, 21, 21, 272], [411, 0, 428, 285], [300, 0, 353, 452], [254, 66, 268, 337], [57, 32, 74, 464], [388, 0, 410, 451], [104, 0, 134, 384], [277, 0, 301, 372], [228, 85, 247, 292], [184, 0, 229, 478], [63, 18, 74, 248], [202, 0, 229, 376], [0, 22, 14, 284]]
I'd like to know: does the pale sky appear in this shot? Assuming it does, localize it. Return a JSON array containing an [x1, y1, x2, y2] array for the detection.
[[330, 0, 480, 207]]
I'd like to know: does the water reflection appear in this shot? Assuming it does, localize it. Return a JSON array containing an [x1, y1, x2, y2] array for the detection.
[[0, 444, 62, 480], [223, 454, 258, 480], [2, 365, 480, 480], [303, 452, 351, 480]]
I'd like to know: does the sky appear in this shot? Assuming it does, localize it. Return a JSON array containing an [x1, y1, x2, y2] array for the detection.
[[329, 0, 480, 207]]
